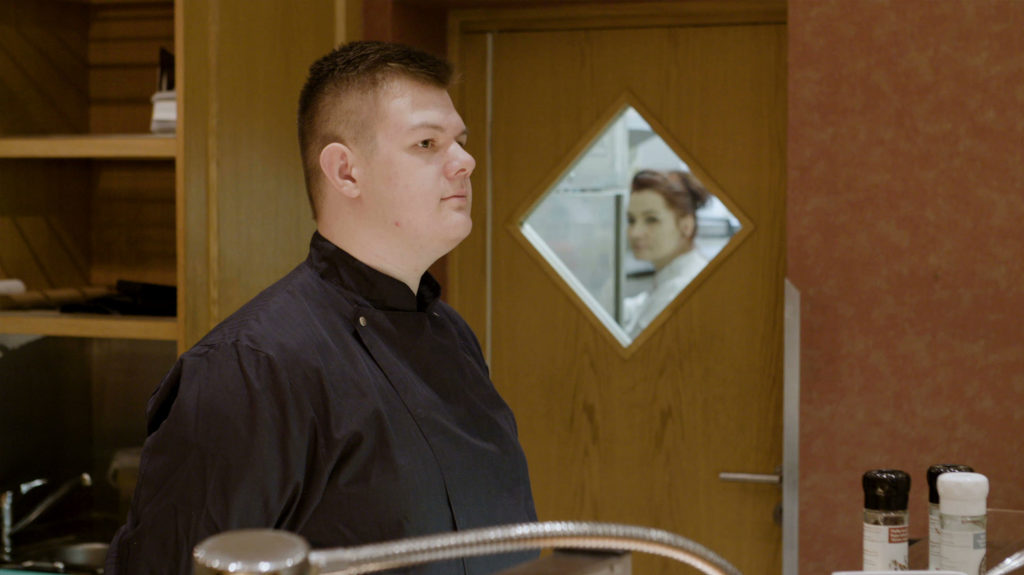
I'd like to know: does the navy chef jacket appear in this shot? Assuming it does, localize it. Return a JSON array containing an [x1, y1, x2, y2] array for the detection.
[[106, 232, 538, 574]]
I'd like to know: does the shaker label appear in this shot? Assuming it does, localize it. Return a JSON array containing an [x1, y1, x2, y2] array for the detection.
[[929, 508, 942, 569], [889, 526, 908, 543], [944, 530, 986, 549], [864, 523, 909, 571], [942, 528, 986, 575]]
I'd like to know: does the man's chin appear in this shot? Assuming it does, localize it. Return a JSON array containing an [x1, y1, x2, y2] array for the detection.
[[433, 218, 472, 257], [451, 218, 473, 246]]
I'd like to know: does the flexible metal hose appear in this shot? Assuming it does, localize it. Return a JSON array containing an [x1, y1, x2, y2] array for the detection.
[[308, 521, 742, 575], [989, 549, 1024, 575]]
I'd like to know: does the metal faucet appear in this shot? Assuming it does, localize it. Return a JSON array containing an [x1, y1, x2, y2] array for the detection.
[[990, 549, 1024, 575], [194, 521, 743, 575], [1, 472, 92, 562]]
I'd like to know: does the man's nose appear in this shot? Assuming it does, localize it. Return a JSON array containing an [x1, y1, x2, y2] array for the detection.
[[446, 144, 476, 179]]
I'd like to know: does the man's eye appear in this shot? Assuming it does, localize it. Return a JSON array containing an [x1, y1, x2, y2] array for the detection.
[[418, 139, 434, 149]]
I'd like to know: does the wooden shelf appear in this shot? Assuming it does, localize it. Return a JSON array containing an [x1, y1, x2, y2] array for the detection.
[[0, 134, 176, 159], [57, 0, 172, 6], [0, 311, 177, 341]]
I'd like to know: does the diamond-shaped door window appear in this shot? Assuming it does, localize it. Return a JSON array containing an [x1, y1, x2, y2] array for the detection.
[[518, 104, 747, 348]]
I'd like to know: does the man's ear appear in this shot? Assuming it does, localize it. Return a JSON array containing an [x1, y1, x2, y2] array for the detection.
[[319, 142, 360, 199]]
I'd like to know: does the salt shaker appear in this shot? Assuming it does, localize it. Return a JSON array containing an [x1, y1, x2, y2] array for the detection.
[[927, 463, 973, 570], [939, 472, 988, 575]]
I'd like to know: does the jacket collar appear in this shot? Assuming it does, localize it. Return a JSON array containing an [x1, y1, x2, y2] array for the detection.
[[308, 231, 441, 312]]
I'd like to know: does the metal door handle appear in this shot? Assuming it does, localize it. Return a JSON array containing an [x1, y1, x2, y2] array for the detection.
[[718, 467, 782, 485], [719, 468, 784, 525]]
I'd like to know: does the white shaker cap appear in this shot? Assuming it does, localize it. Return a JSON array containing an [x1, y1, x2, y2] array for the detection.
[[938, 472, 988, 516]]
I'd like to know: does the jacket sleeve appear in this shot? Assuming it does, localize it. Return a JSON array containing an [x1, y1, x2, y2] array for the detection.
[[107, 341, 314, 575]]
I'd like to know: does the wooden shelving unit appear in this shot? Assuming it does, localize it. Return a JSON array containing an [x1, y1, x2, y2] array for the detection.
[[0, 311, 177, 340], [0, 0, 178, 344], [0, 135, 176, 159]]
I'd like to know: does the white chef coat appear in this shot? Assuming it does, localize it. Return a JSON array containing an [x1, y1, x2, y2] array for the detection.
[[621, 249, 709, 339]]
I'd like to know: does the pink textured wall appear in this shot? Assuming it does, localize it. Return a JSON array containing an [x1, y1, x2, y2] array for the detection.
[[789, 1, 1024, 572]]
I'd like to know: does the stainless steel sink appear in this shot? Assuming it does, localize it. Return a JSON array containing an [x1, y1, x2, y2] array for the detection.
[[31, 542, 107, 570], [5, 510, 118, 574], [7, 541, 108, 573]]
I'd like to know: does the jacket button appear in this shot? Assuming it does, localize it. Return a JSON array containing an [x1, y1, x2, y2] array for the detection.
[[358, 316, 367, 327]]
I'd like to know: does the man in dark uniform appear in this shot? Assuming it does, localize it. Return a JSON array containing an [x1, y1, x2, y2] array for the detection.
[[106, 41, 537, 574]]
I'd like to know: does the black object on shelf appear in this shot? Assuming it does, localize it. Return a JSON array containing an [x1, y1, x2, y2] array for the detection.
[[60, 280, 176, 317], [158, 47, 174, 92]]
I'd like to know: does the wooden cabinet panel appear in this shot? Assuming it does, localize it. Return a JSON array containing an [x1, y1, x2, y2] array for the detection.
[[178, 0, 333, 347], [0, 0, 89, 135]]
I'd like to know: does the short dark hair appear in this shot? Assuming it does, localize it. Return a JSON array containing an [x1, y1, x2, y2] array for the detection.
[[297, 41, 453, 218]]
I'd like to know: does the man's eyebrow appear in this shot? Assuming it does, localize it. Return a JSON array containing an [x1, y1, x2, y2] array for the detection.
[[410, 122, 443, 132], [410, 122, 469, 138]]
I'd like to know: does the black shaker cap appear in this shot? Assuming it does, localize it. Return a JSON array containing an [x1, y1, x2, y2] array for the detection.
[[926, 464, 974, 504], [863, 469, 911, 511]]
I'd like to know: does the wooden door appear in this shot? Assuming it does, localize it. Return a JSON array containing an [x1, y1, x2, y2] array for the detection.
[[448, 4, 786, 575]]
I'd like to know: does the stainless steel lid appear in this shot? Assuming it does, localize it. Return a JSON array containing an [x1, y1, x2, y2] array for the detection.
[[193, 529, 310, 575]]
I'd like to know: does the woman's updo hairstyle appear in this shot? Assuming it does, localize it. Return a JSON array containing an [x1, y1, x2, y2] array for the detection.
[[630, 169, 710, 239]]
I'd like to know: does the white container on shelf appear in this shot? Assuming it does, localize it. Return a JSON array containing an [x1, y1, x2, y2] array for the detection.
[[938, 472, 989, 575]]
